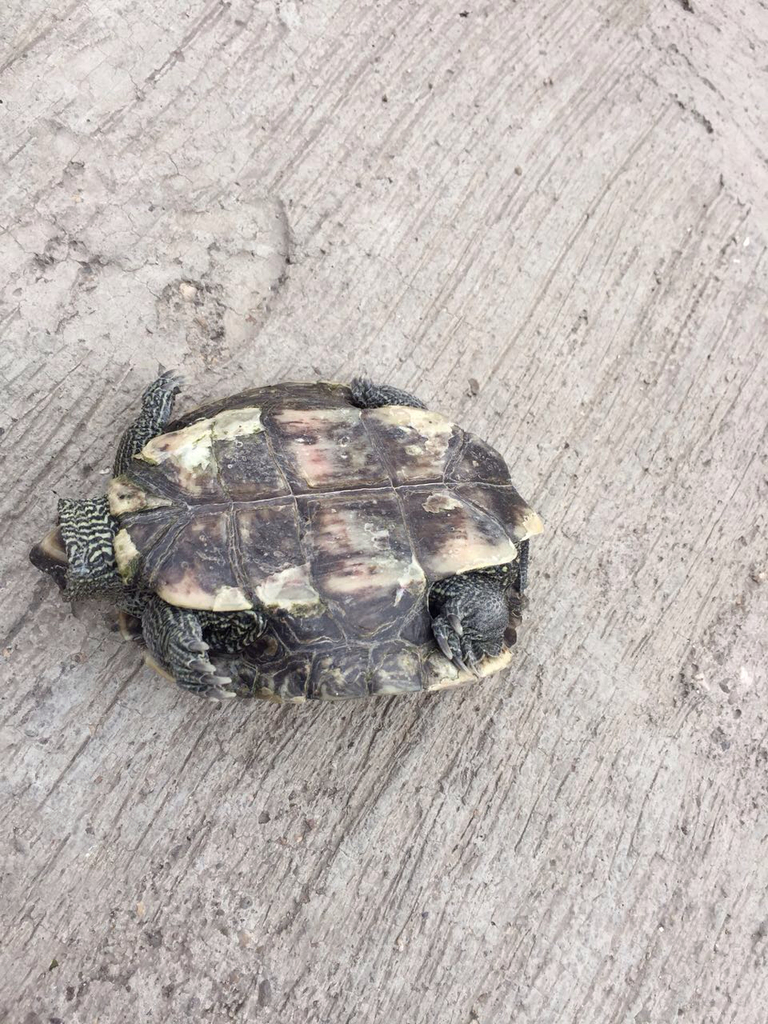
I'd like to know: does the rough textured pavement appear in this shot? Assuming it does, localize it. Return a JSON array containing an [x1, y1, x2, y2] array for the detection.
[[1, 1, 767, 1022]]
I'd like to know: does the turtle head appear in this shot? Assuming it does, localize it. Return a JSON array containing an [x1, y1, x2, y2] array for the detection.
[[30, 497, 122, 599], [29, 525, 69, 590]]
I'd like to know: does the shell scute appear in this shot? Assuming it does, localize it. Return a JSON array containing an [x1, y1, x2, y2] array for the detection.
[[454, 483, 544, 543], [368, 643, 423, 695], [215, 432, 289, 501], [446, 433, 512, 484], [310, 649, 370, 700], [361, 405, 461, 484], [151, 513, 250, 611], [398, 486, 518, 579], [268, 407, 388, 493], [234, 502, 322, 616], [299, 492, 425, 637]]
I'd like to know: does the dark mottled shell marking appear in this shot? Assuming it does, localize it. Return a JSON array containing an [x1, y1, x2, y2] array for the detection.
[[215, 432, 290, 501]]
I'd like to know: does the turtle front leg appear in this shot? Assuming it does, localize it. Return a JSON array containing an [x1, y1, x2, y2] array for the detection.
[[141, 596, 236, 701], [429, 564, 520, 675], [113, 370, 183, 476], [350, 376, 426, 410]]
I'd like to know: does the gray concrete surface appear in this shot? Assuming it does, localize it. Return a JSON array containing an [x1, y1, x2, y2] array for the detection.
[[1, 1, 767, 1021]]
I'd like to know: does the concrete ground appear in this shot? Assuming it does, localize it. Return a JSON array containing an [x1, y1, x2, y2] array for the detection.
[[1, 1, 767, 1021]]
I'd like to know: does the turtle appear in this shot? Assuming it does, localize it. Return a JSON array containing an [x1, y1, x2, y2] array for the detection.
[[30, 372, 543, 703]]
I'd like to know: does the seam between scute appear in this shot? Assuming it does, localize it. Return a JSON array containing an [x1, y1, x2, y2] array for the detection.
[[262, 405, 352, 651], [357, 409, 419, 562], [356, 411, 428, 681], [257, 410, 294, 498], [255, 409, 307, 574], [441, 423, 469, 482], [141, 516, 191, 591], [259, 411, 318, 626], [226, 506, 251, 605], [120, 478, 525, 521], [208, 422, 234, 503], [301, 498, 350, 647]]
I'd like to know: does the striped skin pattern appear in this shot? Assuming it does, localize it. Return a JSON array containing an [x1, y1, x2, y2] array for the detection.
[[55, 373, 185, 603], [57, 496, 122, 600], [197, 609, 267, 653], [141, 596, 235, 698]]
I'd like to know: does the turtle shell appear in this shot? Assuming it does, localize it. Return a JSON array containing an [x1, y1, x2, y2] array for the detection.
[[109, 382, 542, 701]]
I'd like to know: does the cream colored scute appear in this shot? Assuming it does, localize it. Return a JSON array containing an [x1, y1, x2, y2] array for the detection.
[[433, 536, 517, 575], [156, 572, 253, 611], [108, 477, 173, 516], [368, 404, 453, 438], [114, 528, 141, 577], [516, 508, 544, 541], [256, 564, 323, 612], [136, 407, 263, 467], [212, 585, 253, 611], [366, 405, 455, 480], [137, 421, 213, 472], [394, 557, 426, 604], [210, 407, 264, 440], [421, 488, 519, 575]]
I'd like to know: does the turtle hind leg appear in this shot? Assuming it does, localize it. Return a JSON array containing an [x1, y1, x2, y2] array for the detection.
[[429, 564, 518, 675], [113, 369, 183, 476], [141, 596, 236, 701], [350, 376, 426, 410]]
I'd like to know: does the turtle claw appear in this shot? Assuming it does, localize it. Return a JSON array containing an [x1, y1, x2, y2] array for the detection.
[[432, 614, 474, 675], [466, 651, 482, 679], [207, 670, 237, 702], [178, 656, 239, 701], [178, 661, 235, 700], [191, 657, 216, 675], [448, 610, 463, 636], [206, 681, 237, 703], [434, 623, 455, 663], [429, 567, 518, 679], [141, 596, 241, 701]]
